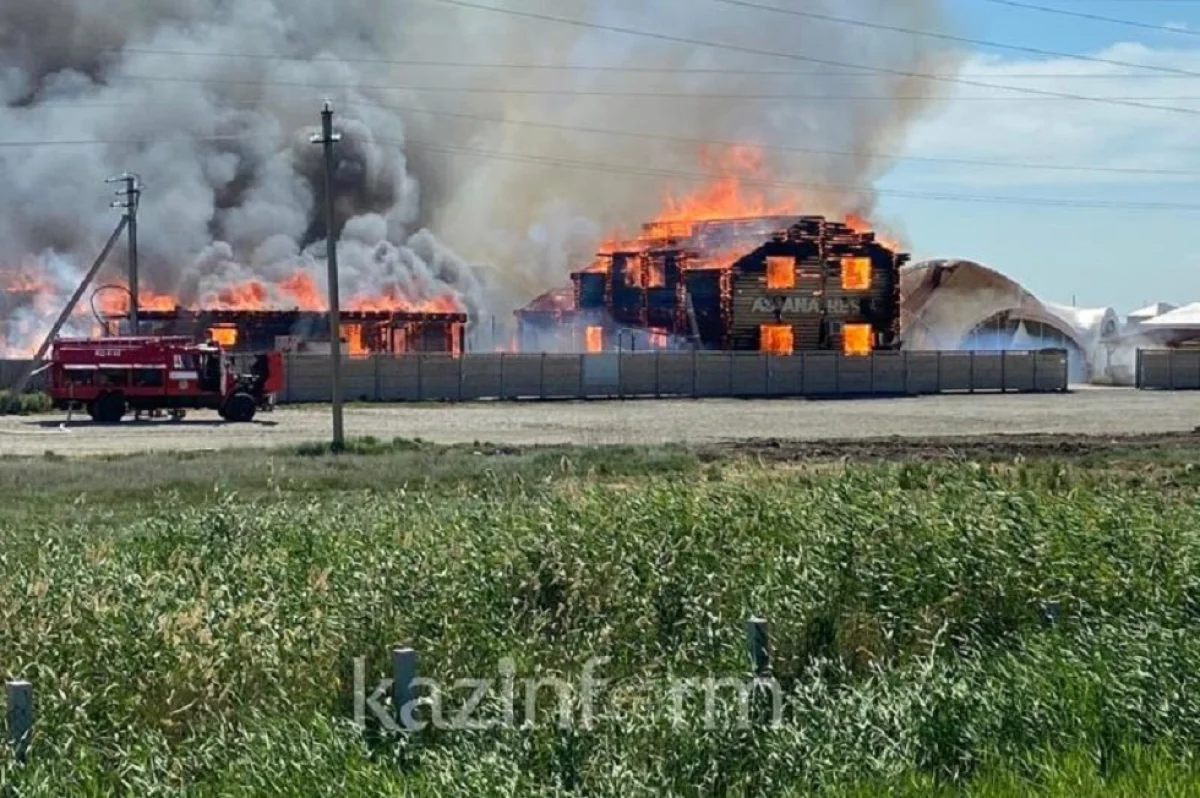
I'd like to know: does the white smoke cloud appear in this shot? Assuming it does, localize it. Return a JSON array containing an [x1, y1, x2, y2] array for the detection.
[[0, 0, 957, 351]]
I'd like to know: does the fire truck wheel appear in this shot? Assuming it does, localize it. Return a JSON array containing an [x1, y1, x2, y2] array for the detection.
[[222, 393, 257, 423], [92, 393, 126, 425]]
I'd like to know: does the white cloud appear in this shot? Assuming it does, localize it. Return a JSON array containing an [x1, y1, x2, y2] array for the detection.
[[893, 44, 1200, 188]]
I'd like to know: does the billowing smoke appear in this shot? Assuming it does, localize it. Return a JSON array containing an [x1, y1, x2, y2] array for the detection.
[[0, 0, 957, 350]]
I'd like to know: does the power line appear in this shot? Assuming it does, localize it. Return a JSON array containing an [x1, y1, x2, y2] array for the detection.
[[979, 0, 1200, 36], [3, 101, 1196, 180], [385, 136, 1200, 211], [113, 46, 1200, 79], [412, 0, 1200, 116], [0, 130, 1193, 211], [94, 75, 1200, 101], [709, 0, 1200, 76], [349, 99, 1200, 177]]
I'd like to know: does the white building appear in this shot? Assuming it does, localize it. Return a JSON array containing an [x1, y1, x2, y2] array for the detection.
[[899, 259, 1187, 386]]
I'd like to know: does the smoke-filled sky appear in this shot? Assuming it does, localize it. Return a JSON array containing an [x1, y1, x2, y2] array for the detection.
[[0, 0, 956, 349]]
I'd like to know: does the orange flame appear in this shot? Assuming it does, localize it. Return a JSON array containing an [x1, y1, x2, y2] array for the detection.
[[843, 323, 873, 356], [585, 326, 604, 353], [654, 146, 799, 234], [761, 324, 795, 355], [590, 146, 902, 276]]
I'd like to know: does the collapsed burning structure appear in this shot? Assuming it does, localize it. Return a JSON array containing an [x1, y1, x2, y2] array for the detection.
[[105, 309, 467, 356], [516, 214, 907, 355]]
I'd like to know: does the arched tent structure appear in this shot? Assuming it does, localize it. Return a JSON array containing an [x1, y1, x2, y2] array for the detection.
[[900, 260, 1118, 382]]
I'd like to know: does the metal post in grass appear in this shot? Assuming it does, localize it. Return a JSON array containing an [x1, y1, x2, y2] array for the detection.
[[392, 647, 419, 731], [746, 617, 770, 677], [1042, 601, 1062, 627], [6, 679, 33, 763]]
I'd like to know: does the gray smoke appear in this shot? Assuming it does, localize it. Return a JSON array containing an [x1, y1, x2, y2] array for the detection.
[[0, 0, 957, 351]]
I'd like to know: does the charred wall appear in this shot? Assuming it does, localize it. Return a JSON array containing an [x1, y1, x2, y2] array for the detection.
[[525, 216, 904, 354]]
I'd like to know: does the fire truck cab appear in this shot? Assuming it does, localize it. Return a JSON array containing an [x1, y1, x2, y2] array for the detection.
[[47, 336, 284, 424]]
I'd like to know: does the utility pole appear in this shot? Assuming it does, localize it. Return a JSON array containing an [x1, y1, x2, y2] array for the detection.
[[107, 173, 141, 334], [311, 102, 345, 450]]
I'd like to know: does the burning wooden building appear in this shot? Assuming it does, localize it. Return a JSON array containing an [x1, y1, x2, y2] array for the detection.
[[104, 309, 467, 355], [516, 214, 906, 355]]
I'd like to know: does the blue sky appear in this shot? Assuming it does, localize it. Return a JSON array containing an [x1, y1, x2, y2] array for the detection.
[[877, 1, 1200, 311]]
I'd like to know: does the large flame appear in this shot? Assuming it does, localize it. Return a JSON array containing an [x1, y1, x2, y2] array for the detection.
[[1, 261, 465, 355], [593, 145, 896, 269], [653, 145, 799, 231]]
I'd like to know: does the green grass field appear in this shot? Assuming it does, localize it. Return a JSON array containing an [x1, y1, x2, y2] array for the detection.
[[3, 439, 1200, 796]]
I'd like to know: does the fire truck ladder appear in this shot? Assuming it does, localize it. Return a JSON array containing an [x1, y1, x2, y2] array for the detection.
[[3, 217, 129, 413]]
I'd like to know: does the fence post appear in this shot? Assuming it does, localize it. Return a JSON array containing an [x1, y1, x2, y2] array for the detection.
[[6, 679, 33, 763], [746, 618, 770, 676], [969, 351, 976, 394], [1000, 351, 1007, 394], [392, 647, 419, 731], [655, 350, 662, 399]]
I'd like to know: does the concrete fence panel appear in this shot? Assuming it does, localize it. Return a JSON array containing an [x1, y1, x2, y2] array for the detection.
[[582, 354, 621, 397], [766, 355, 804, 397], [1138, 349, 1200, 390], [419, 356, 462, 402], [620, 354, 659, 398], [542, 355, 585, 399], [1034, 350, 1069, 392], [498, 355, 543, 400], [836, 356, 874, 395], [904, 353, 942, 395], [378, 357, 421, 402], [936, 352, 975, 392], [340, 359, 377, 401], [972, 353, 1006, 393], [694, 353, 734, 398], [802, 353, 839, 395], [459, 356, 502, 401], [871, 352, 908, 395], [731, 354, 769, 397], [285, 355, 332, 403], [1001, 352, 1032, 392], [658, 352, 696, 397]]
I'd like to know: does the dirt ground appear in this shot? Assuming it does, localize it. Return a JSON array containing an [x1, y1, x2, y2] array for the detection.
[[1, 387, 1198, 458]]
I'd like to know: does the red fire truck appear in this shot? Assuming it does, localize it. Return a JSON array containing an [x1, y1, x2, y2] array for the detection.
[[47, 336, 284, 424]]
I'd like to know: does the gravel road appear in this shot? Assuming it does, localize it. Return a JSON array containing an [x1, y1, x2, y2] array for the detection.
[[0, 388, 1197, 458]]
